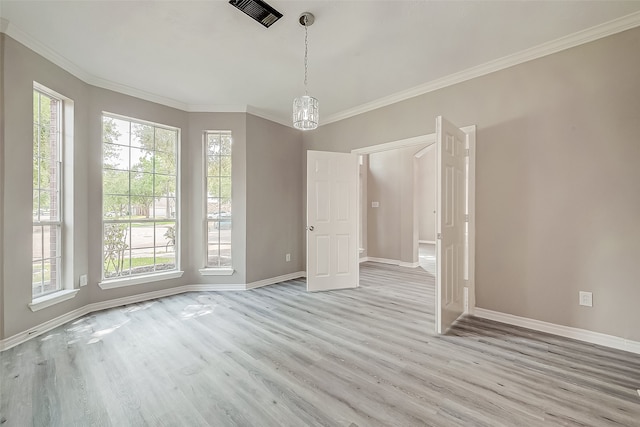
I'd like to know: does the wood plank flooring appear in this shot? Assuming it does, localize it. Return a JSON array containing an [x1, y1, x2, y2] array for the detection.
[[1, 262, 639, 426]]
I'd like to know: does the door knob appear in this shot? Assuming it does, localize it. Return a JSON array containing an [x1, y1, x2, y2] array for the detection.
[[307, 226, 314, 231]]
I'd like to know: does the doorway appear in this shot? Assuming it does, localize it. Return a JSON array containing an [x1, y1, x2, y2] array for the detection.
[[353, 134, 435, 269], [305, 120, 475, 333], [414, 144, 437, 277], [350, 124, 476, 333]]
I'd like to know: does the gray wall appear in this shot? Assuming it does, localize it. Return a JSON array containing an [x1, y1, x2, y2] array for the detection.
[[246, 114, 304, 283], [367, 150, 401, 261], [367, 145, 424, 264], [417, 145, 436, 242], [3, 26, 640, 344], [2, 34, 91, 338], [0, 35, 305, 340], [86, 87, 191, 304], [305, 27, 640, 342], [187, 112, 248, 285]]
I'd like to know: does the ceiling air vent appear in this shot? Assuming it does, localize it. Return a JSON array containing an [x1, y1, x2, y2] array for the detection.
[[229, 0, 283, 28]]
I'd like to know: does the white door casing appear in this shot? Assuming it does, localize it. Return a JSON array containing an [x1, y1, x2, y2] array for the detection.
[[436, 116, 467, 334], [350, 126, 475, 330], [306, 151, 359, 292]]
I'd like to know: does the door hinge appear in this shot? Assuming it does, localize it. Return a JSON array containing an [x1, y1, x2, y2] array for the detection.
[[465, 148, 470, 157], [464, 214, 469, 222], [437, 233, 442, 240]]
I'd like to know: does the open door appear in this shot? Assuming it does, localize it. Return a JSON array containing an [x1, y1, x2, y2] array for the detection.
[[306, 151, 359, 292], [436, 116, 467, 334]]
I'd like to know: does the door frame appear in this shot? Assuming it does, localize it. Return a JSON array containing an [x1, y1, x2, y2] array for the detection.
[[351, 126, 476, 314]]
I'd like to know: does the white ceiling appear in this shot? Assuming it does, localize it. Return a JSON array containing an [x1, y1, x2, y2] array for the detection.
[[2, 1, 640, 126]]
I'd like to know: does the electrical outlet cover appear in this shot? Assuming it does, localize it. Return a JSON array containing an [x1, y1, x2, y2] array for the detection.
[[579, 291, 592, 307]]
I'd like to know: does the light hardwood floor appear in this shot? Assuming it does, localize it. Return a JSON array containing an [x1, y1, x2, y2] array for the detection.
[[1, 262, 639, 426]]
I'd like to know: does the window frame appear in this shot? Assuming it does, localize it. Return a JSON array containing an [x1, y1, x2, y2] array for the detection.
[[32, 85, 64, 299], [30, 82, 79, 311], [99, 112, 183, 288], [200, 130, 233, 275]]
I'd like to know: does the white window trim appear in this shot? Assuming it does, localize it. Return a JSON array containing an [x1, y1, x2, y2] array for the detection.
[[32, 82, 76, 303], [199, 267, 234, 276], [101, 112, 181, 283], [98, 270, 184, 290], [29, 289, 80, 312], [203, 130, 233, 270]]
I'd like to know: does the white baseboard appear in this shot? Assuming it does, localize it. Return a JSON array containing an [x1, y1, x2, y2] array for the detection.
[[246, 271, 306, 290], [419, 240, 436, 245], [399, 261, 420, 268], [365, 257, 399, 265], [0, 305, 91, 352], [0, 272, 306, 352], [363, 257, 419, 268], [474, 308, 640, 355], [187, 284, 246, 292]]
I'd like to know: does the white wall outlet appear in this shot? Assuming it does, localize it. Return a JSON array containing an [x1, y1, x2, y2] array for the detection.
[[371, 201, 380, 208], [579, 291, 593, 307], [285, 253, 291, 262], [80, 274, 88, 287]]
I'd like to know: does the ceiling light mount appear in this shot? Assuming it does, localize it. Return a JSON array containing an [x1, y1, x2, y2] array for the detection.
[[299, 12, 314, 27], [293, 12, 319, 131]]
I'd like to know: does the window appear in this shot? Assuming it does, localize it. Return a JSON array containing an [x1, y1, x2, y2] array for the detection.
[[102, 114, 179, 282], [205, 131, 232, 268], [32, 87, 63, 298]]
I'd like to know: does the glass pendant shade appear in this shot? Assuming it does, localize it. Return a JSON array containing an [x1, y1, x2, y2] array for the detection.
[[293, 95, 319, 130]]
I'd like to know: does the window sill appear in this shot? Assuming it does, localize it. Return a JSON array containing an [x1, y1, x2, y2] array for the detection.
[[199, 267, 234, 276], [98, 270, 184, 290], [29, 289, 80, 312]]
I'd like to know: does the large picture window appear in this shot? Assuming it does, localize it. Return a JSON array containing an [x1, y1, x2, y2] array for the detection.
[[102, 114, 179, 281], [205, 131, 232, 268], [33, 87, 63, 298]]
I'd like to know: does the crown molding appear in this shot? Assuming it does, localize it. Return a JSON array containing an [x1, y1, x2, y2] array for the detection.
[[3, 10, 640, 127], [188, 104, 248, 113], [322, 10, 640, 126], [245, 106, 293, 128], [2, 17, 94, 83], [1, 18, 190, 111], [0, 17, 9, 33], [90, 75, 189, 111]]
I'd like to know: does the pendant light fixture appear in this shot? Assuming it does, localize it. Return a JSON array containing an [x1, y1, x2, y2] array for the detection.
[[293, 12, 319, 130]]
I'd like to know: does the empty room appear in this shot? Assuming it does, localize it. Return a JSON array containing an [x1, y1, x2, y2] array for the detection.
[[1, 1, 639, 425]]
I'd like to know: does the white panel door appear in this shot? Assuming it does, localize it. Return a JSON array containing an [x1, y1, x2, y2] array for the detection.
[[436, 116, 467, 334], [307, 151, 359, 292]]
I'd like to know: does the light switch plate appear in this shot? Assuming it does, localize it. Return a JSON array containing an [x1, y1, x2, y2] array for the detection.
[[80, 274, 88, 287]]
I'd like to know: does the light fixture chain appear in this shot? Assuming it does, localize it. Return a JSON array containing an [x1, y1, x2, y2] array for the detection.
[[304, 20, 309, 95]]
